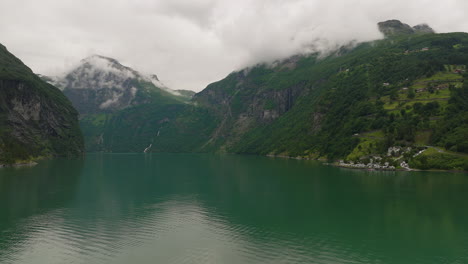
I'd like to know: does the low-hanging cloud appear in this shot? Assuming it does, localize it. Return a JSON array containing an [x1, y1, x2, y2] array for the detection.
[[1, 0, 467, 91]]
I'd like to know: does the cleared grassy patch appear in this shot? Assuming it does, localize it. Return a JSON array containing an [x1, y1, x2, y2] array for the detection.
[[410, 146, 468, 171], [383, 101, 399, 110], [384, 100, 449, 112], [416, 72, 463, 82], [421, 89, 450, 98], [360, 130, 385, 138], [405, 100, 449, 108], [346, 136, 383, 161], [415, 90, 451, 99]]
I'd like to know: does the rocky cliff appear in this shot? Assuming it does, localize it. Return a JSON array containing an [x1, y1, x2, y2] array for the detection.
[[0, 44, 83, 164], [378, 19, 435, 37], [193, 66, 309, 151]]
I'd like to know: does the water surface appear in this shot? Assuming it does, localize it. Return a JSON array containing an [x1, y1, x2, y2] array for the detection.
[[1, 153, 467, 263]]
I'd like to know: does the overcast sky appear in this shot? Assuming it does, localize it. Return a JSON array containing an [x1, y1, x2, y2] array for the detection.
[[1, 0, 468, 91]]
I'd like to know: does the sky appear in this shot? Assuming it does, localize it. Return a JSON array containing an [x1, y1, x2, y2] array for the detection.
[[1, 0, 468, 92]]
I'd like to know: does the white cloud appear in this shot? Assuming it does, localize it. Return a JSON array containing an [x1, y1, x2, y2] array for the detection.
[[0, 0, 467, 91]]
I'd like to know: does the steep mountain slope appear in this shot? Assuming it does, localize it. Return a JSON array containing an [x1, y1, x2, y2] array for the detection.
[[69, 20, 468, 170], [46, 55, 198, 151], [80, 103, 218, 153], [187, 22, 468, 169], [0, 44, 83, 164], [52, 55, 191, 114], [53, 56, 202, 151], [194, 33, 468, 156]]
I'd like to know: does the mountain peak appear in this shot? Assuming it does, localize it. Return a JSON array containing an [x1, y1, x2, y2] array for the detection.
[[79, 55, 137, 75], [83, 54, 115, 61], [51, 55, 190, 114], [412, 23, 435, 34], [378, 19, 435, 37], [149, 74, 160, 81], [81, 55, 124, 67]]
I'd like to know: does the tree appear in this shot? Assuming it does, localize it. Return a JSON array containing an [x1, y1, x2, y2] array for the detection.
[[408, 88, 415, 99], [390, 90, 399, 101]]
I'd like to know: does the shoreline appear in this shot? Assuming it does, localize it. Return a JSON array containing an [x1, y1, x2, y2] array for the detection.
[[333, 162, 467, 173], [334, 163, 405, 172], [266, 154, 467, 173], [0, 161, 38, 168], [266, 154, 327, 162]]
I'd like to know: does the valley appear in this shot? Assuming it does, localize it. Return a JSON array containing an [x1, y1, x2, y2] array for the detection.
[[2, 3, 468, 263], [59, 21, 468, 172]]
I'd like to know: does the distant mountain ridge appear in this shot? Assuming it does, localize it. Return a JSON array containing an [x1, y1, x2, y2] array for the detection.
[[46, 55, 192, 114]]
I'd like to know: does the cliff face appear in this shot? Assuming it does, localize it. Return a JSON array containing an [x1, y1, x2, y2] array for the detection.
[[193, 69, 308, 150], [0, 44, 83, 164]]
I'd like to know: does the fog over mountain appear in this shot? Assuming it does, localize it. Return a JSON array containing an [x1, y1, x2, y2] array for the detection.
[[1, 0, 468, 91]]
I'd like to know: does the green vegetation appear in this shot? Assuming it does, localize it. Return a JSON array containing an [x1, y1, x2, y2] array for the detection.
[[77, 31, 468, 171], [81, 103, 218, 153], [0, 44, 83, 164], [410, 147, 468, 171], [432, 80, 468, 153], [194, 32, 468, 169]]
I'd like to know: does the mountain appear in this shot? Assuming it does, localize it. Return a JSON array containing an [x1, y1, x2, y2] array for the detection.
[[181, 22, 468, 170], [50, 55, 191, 114], [50, 55, 202, 151], [0, 43, 84, 165], [188, 24, 468, 170], [175, 89, 196, 98], [378, 19, 435, 37], [71, 20, 468, 170]]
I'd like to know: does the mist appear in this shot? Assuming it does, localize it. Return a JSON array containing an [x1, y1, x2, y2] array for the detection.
[[1, 0, 467, 91]]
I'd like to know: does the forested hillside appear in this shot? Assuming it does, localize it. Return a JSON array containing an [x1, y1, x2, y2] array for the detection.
[[79, 22, 468, 170], [0, 44, 83, 165]]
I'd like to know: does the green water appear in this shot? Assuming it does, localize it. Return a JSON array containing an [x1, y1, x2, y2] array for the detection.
[[0, 153, 467, 264]]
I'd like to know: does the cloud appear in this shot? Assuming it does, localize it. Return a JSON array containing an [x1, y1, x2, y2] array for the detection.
[[0, 0, 467, 91]]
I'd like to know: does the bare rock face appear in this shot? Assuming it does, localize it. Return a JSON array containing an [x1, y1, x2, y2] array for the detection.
[[378, 20, 414, 36], [413, 24, 435, 34], [263, 110, 279, 120], [193, 68, 307, 150], [0, 44, 84, 163], [378, 20, 435, 37]]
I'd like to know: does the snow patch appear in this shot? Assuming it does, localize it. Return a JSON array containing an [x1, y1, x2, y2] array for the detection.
[[130, 87, 137, 96], [99, 92, 123, 109], [146, 74, 181, 96], [82, 55, 137, 79], [56, 55, 186, 97]]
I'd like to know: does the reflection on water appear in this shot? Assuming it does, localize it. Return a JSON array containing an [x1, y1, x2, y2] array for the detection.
[[0, 153, 467, 264]]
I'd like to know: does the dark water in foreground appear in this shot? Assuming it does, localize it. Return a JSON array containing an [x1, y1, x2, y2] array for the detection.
[[0, 153, 467, 264]]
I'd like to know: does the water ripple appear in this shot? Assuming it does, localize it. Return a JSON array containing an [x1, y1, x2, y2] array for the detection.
[[2, 154, 468, 263]]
